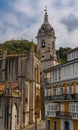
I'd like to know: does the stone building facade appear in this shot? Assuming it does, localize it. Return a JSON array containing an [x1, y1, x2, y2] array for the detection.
[[0, 45, 41, 130]]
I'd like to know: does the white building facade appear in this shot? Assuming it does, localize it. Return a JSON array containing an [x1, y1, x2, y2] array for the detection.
[[45, 48, 78, 130]]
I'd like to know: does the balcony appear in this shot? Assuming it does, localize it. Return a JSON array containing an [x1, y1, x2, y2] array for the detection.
[[56, 111, 72, 119], [46, 110, 78, 119], [45, 93, 78, 102], [56, 111, 78, 120]]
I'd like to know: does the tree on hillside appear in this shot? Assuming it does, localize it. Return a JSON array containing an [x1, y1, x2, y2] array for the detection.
[[0, 39, 37, 53], [58, 47, 71, 63]]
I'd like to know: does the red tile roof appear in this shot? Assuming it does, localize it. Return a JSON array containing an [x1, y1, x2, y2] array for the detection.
[[0, 82, 18, 91]]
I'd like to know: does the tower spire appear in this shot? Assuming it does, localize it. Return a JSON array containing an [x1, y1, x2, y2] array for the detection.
[[44, 6, 48, 23]]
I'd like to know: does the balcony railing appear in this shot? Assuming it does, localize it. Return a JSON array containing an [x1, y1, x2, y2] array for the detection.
[[56, 111, 78, 119], [56, 111, 72, 119], [46, 111, 78, 119], [45, 93, 78, 102]]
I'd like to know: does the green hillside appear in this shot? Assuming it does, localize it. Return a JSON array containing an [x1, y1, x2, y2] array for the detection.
[[0, 39, 71, 63], [0, 39, 37, 53]]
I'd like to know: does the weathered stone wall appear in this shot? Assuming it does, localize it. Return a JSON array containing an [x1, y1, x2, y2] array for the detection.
[[0, 50, 41, 129]]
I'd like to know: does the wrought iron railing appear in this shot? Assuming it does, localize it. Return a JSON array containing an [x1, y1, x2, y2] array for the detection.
[[46, 110, 78, 119], [56, 111, 78, 119], [45, 93, 78, 102], [56, 111, 72, 118]]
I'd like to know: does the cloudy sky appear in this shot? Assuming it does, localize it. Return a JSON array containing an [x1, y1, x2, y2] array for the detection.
[[0, 0, 78, 49]]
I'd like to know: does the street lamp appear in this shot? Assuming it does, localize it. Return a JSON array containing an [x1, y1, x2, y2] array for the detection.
[[34, 112, 37, 130]]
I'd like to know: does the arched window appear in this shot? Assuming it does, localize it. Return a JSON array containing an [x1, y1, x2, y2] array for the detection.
[[41, 40, 45, 48], [36, 65, 40, 82]]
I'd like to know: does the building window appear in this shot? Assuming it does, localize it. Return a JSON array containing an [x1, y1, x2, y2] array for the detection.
[[72, 52, 75, 59], [48, 89, 50, 96], [53, 88, 56, 95], [47, 120, 50, 130], [46, 89, 49, 96], [54, 121, 57, 130], [53, 70, 54, 81], [48, 104, 58, 111], [76, 85, 78, 93], [68, 86, 73, 94], [58, 69, 61, 80], [60, 87, 64, 95], [70, 104, 75, 112], [70, 104, 78, 113], [48, 105, 50, 110], [64, 121, 69, 130], [55, 70, 57, 81], [36, 65, 40, 82], [54, 105, 58, 111], [41, 40, 45, 48], [47, 72, 50, 82], [77, 51, 78, 57], [76, 105, 78, 112], [45, 90, 47, 96]]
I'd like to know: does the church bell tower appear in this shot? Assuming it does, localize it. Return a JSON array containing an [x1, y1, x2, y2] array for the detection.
[[36, 8, 59, 119], [36, 7, 59, 71]]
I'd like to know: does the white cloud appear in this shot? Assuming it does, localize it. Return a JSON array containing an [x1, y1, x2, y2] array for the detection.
[[10, 0, 35, 18], [3, 12, 19, 27], [0, 0, 78, 49]]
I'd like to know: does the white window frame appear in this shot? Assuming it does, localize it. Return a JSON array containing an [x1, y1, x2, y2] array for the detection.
[[67, 86, 73, 94], [60, 87, 64, 95], [53, 88, 57, 95], [70, 104, 75, 112]]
